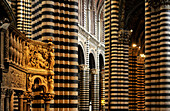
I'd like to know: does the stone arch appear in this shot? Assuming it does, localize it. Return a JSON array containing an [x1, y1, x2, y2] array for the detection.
[[28, 75, 48, 93], [78, 45, 85, 65], [99, 54, 104, 71], [89, 53, 96, 69]]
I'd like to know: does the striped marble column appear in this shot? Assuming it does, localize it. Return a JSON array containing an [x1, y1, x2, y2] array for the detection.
[[31, 0, 43, 40], [129, 46, 139, 111], [41, 0, 54, 42], [53, 1, 79, 111], [16, 0, 31, 38], [137, 55, 145, 111], [90, 69, 99, 111], [100, 69, 105, 111], [145, 0, 170, 110], [79, 64, 89, 111], [104, 0, 129, 110]]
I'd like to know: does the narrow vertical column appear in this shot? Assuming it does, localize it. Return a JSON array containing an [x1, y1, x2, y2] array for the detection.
[[23, 99, 27, 111], [129, 46, 139, 111], [41, 93, 54, 111], [10, 90, 14, 111], [79, 64, 89, 111], [96, 46, 100, 111], [5, 89, 12, 111], [1, 88, 6, 111], [0, 29, 5, 69], [24, 92, 32, 111], [137, 55, 145, 111], [16, 91, 23, 111], [85, 37, 90, 110], [4, 29, 9, 62], [100, 69, 105, 111], [44, 101, 50, 111], [27, 101, 31, 111], [90, 69, 99, 111], [159, 2, 170, 110], [144, 0, 151, 110]]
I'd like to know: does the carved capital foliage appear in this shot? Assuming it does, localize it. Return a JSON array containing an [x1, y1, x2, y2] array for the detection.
[[1, 88, 7, 95], [79, 64, 89, 71], [90, 69, 98, 74], [24, 92, 33, 102], [1, 88, 13, 96], [6, 89, 13, 96], [40, 93, 54, 101]]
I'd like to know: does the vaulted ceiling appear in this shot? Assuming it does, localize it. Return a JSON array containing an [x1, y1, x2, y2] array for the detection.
[[125, 0, 145, 53]]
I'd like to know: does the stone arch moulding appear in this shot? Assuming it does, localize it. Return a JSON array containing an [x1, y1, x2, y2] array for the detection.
[[89, 50, 96, 69], [78, 41, 85, 56], [78, 45, 85, 65], [99, 51, 105, 65], [27, 75, 48, 93]]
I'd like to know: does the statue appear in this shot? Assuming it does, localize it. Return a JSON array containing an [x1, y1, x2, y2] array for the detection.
[[24, 43, 30, 65], [48, 76, 54, 93], [27, 75, 32, 91]]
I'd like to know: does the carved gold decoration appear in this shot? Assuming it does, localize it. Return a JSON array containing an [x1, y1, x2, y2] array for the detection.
[[40, 93, 54, 101], [25, 41, 54, 70], [48, 76, 54, 93]]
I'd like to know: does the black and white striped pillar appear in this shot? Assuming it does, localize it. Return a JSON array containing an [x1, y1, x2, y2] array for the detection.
[[145, 0, 170, 110]]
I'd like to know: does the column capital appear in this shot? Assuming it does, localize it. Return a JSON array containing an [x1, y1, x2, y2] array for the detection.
[[24, 92, 33, 102], [90, 69, 98, 74], [40, 93, 54, 102], [15, 90, 24, 98], [6, 89, 13, 97], [1, 88, 7, 95], [79, 64, 89, 71]]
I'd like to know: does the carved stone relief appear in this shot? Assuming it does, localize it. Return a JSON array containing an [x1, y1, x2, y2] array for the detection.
[[25, 42, 54, 70], [2, 67, 26, 89]]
